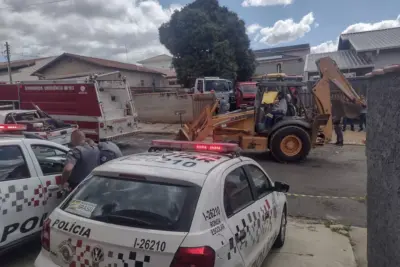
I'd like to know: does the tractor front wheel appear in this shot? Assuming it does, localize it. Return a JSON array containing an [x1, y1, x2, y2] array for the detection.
[[270, 126, 311, 163]]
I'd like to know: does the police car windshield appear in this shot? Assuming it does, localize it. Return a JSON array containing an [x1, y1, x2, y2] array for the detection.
[[61, 175, 200, 232]]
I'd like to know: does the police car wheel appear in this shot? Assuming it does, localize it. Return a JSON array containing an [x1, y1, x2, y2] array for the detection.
[[273, 205, 287, 248]]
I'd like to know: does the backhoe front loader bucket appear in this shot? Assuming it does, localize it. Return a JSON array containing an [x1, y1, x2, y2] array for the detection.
[[175, 100, 219, 141]]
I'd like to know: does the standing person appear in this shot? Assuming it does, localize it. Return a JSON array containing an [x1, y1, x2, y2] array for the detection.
[[359, 96, 367, 131], [98, 140, 123, 164], [61, 130, 100, 191], [333, 116, 343, 146], [342, 117, 355, 131]]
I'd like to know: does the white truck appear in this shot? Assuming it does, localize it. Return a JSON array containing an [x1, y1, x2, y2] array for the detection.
[[0, 107, 77, 145], [0, 137, 70, 254], [193, 77, 235, 112]]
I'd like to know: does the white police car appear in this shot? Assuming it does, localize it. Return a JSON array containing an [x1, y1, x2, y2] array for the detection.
[[0, 136, 69, 254], [35, 140, 289, 267]]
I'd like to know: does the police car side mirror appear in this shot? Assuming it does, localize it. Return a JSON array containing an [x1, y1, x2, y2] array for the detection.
[[273, 181, 289, 193]]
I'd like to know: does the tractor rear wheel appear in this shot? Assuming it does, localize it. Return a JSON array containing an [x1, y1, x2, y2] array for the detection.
[[269, 126, 311, 163]]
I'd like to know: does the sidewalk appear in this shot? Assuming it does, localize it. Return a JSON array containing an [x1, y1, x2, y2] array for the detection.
[[263, 218, 366, 267], [331, 130, 366, 145]]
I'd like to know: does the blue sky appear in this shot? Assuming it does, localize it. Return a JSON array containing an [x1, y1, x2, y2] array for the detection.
[[161, 0, 400, 52]]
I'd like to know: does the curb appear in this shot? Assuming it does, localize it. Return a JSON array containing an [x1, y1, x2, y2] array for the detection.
[[329, 141, 365, 146], [136, 131, 178, 136]]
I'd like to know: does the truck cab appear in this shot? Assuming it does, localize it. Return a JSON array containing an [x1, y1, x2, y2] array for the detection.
[[235, 82, 257, 108], [193, 77, 235, 113]]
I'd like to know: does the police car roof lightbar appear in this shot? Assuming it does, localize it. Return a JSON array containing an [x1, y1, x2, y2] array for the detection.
[[150, 140, 240, 153], [0, 124, 27, 131]]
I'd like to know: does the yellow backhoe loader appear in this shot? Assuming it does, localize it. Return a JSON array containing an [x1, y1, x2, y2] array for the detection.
[[176, 57, 365, 162]]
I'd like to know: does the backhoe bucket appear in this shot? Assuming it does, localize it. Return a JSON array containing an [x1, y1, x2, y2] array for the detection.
[[176, 126, 191, 141], [175, 100, 219, 141]]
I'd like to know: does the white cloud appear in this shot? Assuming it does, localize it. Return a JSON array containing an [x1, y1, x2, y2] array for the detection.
[[311, 15, 400, 54], [0, 0, 182, 62], [246, 23, 262, 34], [242, 0, 293, 7], [342, 15, 400, 34], [258, 12, 315, 45], [314, 23, 319, 28], [311, 40, 338, 53]]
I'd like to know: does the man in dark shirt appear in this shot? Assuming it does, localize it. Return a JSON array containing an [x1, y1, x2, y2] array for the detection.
[[61, 130, 100, 190]]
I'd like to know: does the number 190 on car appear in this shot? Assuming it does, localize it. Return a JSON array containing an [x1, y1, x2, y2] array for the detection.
[[133, 238, 166, 252]]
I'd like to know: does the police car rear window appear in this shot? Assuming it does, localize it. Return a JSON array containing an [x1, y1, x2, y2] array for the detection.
[[61, 176, 200, 232]]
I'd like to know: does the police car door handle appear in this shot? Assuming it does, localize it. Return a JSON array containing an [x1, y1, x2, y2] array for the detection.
[[47, 184, 60, 192]]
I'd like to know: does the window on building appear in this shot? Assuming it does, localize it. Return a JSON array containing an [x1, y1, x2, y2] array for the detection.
[[277, 63, 282, 73], [140, 80, 145, 87], [169, 80, 177, 86]]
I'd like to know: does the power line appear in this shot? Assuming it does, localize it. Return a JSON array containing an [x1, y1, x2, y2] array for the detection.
[[10, 52, 43, 58], [0, 0, 70, 10], [4, 42, 12, 83]]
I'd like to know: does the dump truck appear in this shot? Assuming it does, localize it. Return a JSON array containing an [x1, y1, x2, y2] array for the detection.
[[176, 57, 365, 162]]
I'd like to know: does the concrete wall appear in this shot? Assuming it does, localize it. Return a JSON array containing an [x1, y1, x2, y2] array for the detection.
[[38, 57, 165, 87], [141, 61, 172, 69], [255, 59, 305, 76], [133, 92, 215, 123], [366, 66, 400, 266], [305, 67, 373, 81]]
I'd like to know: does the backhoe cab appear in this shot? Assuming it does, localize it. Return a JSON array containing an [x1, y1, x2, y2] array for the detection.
[[177, 56, 364, 163]]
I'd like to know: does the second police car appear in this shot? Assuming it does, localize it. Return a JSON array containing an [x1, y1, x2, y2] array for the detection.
[[0, 135, 69, 254], [35, 140, 290, 267]]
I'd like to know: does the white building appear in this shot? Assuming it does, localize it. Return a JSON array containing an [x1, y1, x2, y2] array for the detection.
[[137, 54, 173, 69]]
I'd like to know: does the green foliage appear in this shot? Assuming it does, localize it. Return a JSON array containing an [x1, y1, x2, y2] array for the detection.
[[159, 0, 256, 87]]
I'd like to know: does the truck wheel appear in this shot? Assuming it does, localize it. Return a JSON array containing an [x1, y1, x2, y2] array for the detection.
[[270, 126, 311, 163]]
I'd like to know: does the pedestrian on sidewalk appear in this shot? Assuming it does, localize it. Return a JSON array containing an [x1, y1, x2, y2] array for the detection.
[[61, 130, 101, 191]]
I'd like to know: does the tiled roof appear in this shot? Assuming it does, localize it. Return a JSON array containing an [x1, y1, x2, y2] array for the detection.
[[254, 44, 310, 56], [339, 27, 400, 52], [0, 57, 56, 82], [137, 54, 172, 64], [256, 54, 302, 62], [0, 57, 52, 71], [305, 50, 374, 73], [32, 53, 162, 76]]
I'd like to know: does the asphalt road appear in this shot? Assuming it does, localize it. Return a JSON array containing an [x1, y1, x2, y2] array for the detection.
[[2, 133, 367, 267]]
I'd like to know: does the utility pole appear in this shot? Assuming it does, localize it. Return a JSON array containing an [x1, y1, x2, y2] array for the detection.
[[367, 67, 400, 267], [4, 42, 12, 84]]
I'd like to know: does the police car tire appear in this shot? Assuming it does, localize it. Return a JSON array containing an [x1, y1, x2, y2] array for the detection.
[[269, 126, 311, 163], [273, 205, 287, 248]]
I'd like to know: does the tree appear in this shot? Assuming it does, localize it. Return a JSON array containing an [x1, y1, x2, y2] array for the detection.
[[159, 0, 256, 87]]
